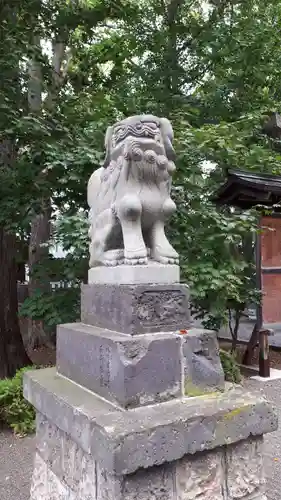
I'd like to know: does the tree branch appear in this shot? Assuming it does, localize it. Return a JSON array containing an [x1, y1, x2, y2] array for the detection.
[[44, 30, 70, 111], [166, 0, 185, 25], [28, 34, 43, 113]]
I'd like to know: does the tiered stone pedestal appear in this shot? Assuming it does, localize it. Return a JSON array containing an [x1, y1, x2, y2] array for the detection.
[[24, 265, 277, 500]]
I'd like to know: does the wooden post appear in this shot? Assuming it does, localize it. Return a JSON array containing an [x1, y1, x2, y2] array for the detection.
[[242, 219, 262, 366], [259, 328, 273, 377]]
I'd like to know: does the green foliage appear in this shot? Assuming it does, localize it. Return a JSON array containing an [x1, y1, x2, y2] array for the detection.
[[0, 367, 36, 435], [168, 127, 261, 333], [3, 0, 281, 348], [219, 349, 242, 384], [19, 287, 80, 331], [20, 213, 88, 328]]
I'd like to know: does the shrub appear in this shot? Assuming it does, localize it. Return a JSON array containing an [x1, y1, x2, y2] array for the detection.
[[0, 367, 36, 435], [219, 349, 242, 384]]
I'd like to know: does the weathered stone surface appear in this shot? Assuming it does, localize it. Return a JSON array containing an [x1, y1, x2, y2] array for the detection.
[[24, 368, 278, 475], [176, 451, 224, 500], [78, 454, 96, 499], [182, 329, 225, 395], [122, 463, 175, 500], [47, 465, 70, 499], [57, 323, 182, 408], [81, 283, 190, 334], [88, 262, 180, 285], [24, 367, 119, 457], [225, 437, 265, 499], [30, 452, 71, 500], [30, 411, 271, 500], [30, 453, 48, 500], [35, 414, 97, 499], [96, 467, 122, 500], [36, 412, 64, 480]]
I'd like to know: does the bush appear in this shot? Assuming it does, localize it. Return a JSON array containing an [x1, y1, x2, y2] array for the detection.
[[219, 349, 242, 384], [0, 367, 36, 435]]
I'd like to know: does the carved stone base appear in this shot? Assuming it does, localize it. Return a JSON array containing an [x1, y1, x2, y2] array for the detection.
[[24, 369, 275, 500], [81, 283, 190, 335]]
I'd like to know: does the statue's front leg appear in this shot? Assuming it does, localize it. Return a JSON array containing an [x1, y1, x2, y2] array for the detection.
[[116, 194, 148, 265], [150, 198, 179, 265]]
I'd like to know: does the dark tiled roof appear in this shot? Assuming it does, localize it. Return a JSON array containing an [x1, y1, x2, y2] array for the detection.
[[213, 169, 281, 209]]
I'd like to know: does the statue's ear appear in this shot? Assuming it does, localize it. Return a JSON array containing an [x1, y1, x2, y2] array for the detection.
[[159, 118, 176, 161], [103, 126, 113, 168]]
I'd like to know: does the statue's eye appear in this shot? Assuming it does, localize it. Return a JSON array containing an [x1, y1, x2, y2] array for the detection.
[[136, 122, 142, 129]]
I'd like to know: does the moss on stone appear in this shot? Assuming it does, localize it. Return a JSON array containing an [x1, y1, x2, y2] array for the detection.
[[184, 380, 222, 398], [223, 404, 251, 420]]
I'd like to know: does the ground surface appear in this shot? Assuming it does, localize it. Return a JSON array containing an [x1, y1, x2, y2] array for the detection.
[[0, 429, 35, 500], [0, 377, 281, 500]]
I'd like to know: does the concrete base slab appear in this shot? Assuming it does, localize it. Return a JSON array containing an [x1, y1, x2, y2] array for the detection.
[[88, 262, 180, 285], [23, 367, 277, 475], [251, 368, 281, 382]]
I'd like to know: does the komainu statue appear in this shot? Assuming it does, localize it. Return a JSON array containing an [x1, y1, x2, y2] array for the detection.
[[87, 115, 179, 267]]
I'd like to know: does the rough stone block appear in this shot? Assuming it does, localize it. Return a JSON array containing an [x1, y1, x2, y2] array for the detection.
[[30, 453, 72, 500], [57, 323, 182, 408], [24, 368, 278, 475], [96, 467, 122, 500], [122, 463, 175, 500], [30, 418, 268, 500], [182, 329, 225, 395], [176, 451, 224, 500], [225, 437, 265, 499], [47, 465, 70, 499], [81, 283, 190, 334], [88, 263, 180, 285], [30, 453, 48, 500]]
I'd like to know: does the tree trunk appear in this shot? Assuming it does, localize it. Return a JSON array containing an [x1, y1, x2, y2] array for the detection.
[[28, 200, 53, 349], [242, 323, 259, 365], [0, 228, 31, 379], [27, 32, 68, 349]]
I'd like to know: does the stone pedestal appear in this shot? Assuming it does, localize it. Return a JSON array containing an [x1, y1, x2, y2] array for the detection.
[[81, 282, 190, 334], [24, 267, 277, 500]]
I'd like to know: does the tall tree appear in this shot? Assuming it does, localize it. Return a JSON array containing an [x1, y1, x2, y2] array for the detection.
[[0, 1, 32, 376]]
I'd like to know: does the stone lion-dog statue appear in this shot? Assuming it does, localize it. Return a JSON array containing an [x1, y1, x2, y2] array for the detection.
[[87, 115, 179, 267]]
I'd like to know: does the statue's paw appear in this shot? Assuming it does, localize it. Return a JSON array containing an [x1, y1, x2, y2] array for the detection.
[[124, 257, 148, 265], [168, 257, 179, 265], [151, 248, 179, 265], [102, 249, 124, 266], [103, 258, 124, 266], [124, 248, 148, 265], [156, 256, 178, 265], [138, 257, 148, 265]]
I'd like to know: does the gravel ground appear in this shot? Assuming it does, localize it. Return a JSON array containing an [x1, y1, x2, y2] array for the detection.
[[0, 429, 35, 500], [0, 378, 281, 500]]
